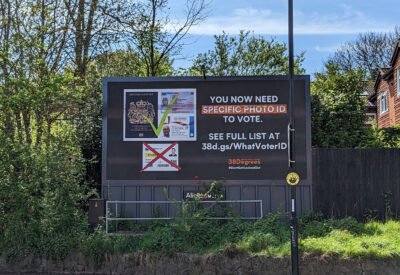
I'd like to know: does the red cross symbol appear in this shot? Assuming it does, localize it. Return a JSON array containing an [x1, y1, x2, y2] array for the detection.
[[141, 142, 181, 172]]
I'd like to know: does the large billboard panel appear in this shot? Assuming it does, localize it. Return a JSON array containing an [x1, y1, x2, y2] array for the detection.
[[103, 76, 311, 184]]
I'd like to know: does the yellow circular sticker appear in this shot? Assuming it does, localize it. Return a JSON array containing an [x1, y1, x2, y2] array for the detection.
[[286, 172, 300, 186]]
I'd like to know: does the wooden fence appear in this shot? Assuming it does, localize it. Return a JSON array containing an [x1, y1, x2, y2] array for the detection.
[[312, 148, 400, 220]]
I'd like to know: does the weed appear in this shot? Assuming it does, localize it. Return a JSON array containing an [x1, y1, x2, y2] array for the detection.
[[383, 191, 393, 221], [363, 208, 378, 222]]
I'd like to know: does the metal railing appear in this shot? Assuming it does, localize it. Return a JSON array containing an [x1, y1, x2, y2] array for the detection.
[[105, 200, 263, 234]]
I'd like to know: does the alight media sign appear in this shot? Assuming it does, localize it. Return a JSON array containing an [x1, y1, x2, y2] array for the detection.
[[103, 76, 311, 183]]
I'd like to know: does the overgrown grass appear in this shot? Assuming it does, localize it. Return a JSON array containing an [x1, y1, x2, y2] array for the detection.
[[80, 212, 400, 265], [3, 210, 400, 265], [301, 219, 400, 258]]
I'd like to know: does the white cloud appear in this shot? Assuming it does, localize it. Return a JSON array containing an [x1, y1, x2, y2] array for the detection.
[[233, 7, 271, 17], [188, 6, 393, 35]]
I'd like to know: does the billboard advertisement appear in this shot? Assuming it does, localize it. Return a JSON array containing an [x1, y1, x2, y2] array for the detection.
[[103, 76, 311, 183]]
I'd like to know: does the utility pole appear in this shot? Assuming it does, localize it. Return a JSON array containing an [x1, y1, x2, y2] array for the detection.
[[288, 0, 299, 274]]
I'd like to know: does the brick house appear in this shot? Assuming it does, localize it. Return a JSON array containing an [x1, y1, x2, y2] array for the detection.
[[370, 38, 400, 128]]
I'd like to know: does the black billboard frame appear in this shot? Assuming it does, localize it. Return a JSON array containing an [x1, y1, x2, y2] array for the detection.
[[102, 76, 312, 199]]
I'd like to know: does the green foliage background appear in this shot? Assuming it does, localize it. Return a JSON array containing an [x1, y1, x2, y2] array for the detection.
[[311, 62, 400, 149], [311, 62, 367, 148], [183, 31, 305, 76]]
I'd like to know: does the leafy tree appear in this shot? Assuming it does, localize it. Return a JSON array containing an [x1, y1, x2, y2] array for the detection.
[[111, 0, 208, 76], [64, 0, 138, 77], [0, 0, 92, 259], [72, 0, 206, 186], [184, 31, 305, 76], [327, 27, 400, 80], [0, 0, 89, 147], [93, 49, 173, 77], [311, 62, 366, 148], [359, 124, 400, 148]]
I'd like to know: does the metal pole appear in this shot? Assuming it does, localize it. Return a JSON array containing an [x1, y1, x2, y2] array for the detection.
[[106, 201, 109, 234], [288, 0, 299, 274]]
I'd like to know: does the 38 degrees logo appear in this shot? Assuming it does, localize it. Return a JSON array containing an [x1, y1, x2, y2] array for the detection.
[[143, 94, 179, 136]]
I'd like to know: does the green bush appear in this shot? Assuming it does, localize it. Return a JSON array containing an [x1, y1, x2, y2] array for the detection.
[[0, 126, 90, 261], [333, 217, 366, 235], [246, 233, 279, 253], [359, 124, 400, 148], [38, 234, 77, 261], [221, 218, 252, 243], [254, 213, 289, 242], [141, 223, 187, 254]]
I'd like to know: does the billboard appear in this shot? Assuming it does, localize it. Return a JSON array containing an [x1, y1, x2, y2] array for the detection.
[[103, 76, 311, 184]]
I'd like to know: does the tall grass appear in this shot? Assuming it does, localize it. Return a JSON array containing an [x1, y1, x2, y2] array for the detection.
[[81, 213, 400, 264]]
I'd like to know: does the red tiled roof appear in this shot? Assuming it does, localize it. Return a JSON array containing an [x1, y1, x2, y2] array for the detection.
[[370, 38, 400, 99], [372, 67, 394, 99], [363, 82, 376, 108], [364, 82, 375, 97]]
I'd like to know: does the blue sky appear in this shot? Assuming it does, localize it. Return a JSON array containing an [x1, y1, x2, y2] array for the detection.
[[170, 0, 399, 75]]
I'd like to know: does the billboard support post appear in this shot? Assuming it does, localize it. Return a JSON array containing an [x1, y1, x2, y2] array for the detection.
[[288, 0, 299, 274]]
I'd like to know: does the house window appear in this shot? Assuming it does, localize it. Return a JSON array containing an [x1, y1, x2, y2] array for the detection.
[[365, 113, 376, 125], [379, 91, 388, 115], [397, 68, 400, 96]]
